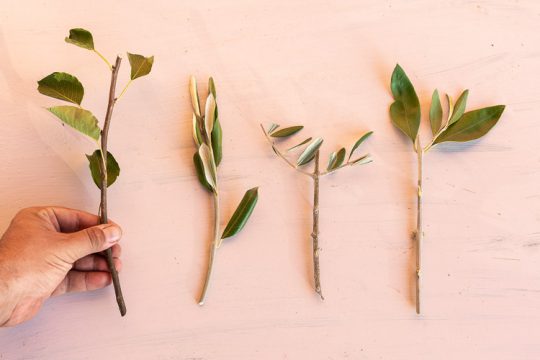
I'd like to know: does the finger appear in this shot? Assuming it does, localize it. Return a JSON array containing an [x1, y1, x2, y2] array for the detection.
[[48, 206, 119, 233], [109, 244, 122, 258], [61, 224, 122, 262], [73, 255, 122, 272], [52, 271, 112, 296]]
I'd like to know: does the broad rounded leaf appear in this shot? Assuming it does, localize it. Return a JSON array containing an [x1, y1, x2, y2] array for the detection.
[[270, 126, 303, 138], [288, 137, 312, 152], [221, 187, 259, 240], [198, 143, 217, 191], [193, 152, 213, 192], [327, 147, 346, 171], [211, 116, 223, 166], [37, 72, 84, 105], [448, 90, 469, 125], [127, 53, 154, 80], [48, 106, 101, 140], [65, 28, 94, 50], [297, 137, 323, 166], [189, 76, 201, 117], [86, 150, 120, 189], [348, 131, 373, 161], [389, 64, 420, 142], [433, 105, 505, 144], [429, 90, 442, 135]]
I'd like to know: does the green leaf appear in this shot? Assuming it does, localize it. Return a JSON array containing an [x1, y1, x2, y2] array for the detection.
[[192, 114, 203, 146], [221, 187, 259, 240], [189, 75, 201, 117], [327, 148, 346, 171], [448, 90, 469, 125], [429, 90, 443, 135], [348, 131, 373, 161], [297, 137, 323, 166], [287, 137, 312, 152], [204, 93, 216, 138], [208, 77, 217, 98], [389, 64, 421, 142], [37, 72, 84, 105], [267, 123, 280, 134], [350, 154, 372, 165], [86, 150, 120, 189], [65, 28, 94, 50], [193, 152, 213, 192], [48, 106, 101, 141], [433, 105, 505, 144], [212, 116, 223, 166], [198, 143, 217, 191], [127, 53, 154, 80], [270, 126, 303, 138]]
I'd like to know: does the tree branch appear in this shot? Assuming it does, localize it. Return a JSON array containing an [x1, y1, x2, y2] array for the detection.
[[415, 138, 423, 315], [312, 150, 324, 300]]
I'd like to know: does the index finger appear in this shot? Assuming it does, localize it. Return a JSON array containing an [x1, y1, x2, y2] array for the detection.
[[48, 207, 117, 233]]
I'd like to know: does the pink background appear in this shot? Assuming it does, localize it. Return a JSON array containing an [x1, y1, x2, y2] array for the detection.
[[1, 0, 539, 358]]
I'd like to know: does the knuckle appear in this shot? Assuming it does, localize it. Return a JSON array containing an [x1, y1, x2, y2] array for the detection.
[[84, 227, 106, 250]]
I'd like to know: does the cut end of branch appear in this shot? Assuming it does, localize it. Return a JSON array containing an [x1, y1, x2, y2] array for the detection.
[[316, 289, 325, 301]]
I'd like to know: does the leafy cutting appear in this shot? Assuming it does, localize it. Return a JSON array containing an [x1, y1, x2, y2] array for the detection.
[[389, 64, 505, 314], [261, 124, 373, 299], [190, 76, 259, 305], [37, 28, 154, 316]]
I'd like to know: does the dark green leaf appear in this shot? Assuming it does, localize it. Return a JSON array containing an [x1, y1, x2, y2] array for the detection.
[[270, 126, 303, 138], [48, 106, 101, 140], [348, 131, 373, 161], [37, 72, 84, 105], [221, 187, 259, 240], [86, 150, 120, 189], [193, 152, 213, 192], [389, 64, 421, 142], [127, 53, 154, 80], [208, 77, 217, 98], [65, 28, 94, 50], [327, 148, 346, 171], [212, 116, 223, 166], [433, 105, 505, 144], [429, 89, 443, 135], [297, 137, 323, 166], [448, 90, 469, 125], [287, 137, 312, 152]]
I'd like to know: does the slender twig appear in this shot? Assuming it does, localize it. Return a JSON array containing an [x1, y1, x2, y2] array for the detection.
[[99, 56, 126, 316], [312, 150, 324, 300], [116, 79, 133, 102], [198, 191, 220, 305], [94, 49, 113, 70], [415, 138, 423, 314]]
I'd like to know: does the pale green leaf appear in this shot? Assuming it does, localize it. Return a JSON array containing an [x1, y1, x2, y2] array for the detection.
[[127, 53, 154, 80], [348, 131, 373, 161], [204, 93, 216, 138], [327, 148, 346, 171], [193, 152, 213, 192], [65, 28, 94, 50], [389, 64, 420, 142], [429, 89, 443, 135], [268, 123, 280, 134], [350, 154, 372, 165], [198, 143, 217, 191], [297, 137, 323, 166], [287, 137, 312, 152], [192, 114, 202, 146], [189, 75, 201, 117], [48, 106, 101, 140], [86, 150, 120, 189], [448, 90, 469, 125], [37, 72, 84, 105]]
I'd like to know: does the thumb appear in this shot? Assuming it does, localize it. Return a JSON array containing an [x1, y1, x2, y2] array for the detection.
[[63, 224, 122, 261]]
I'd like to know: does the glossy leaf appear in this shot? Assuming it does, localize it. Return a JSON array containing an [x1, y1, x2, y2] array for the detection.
[[189, 76, 201, 117], [327, 148, 346, 171], [288, 137, 312, 152], [127, 53, 154, 80], [429, 90, 443, 135], [448, 90, 469, 125], [193, 152, 213, 192], [389, 64, 421, 142], [297, 137, 323, 166], [204, 93, 216, 138], [48, 106, 101, 140], [65, 28, 94, 50], [221, 187, 259, 240], [433, 105, 505, 144], [37, 72, 84, 105], [270, 126, 303, 138], [348, 131, 373, 161], [267, 123, 280, 134], [212, 116, 223, 166], [198, 143, 217, 191], [86, 150, 120, 189]]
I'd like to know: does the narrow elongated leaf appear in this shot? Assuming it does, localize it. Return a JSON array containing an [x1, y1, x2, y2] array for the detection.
[[433, 105, 505, 144], [48, 106, 101, 140], [127, 53, 154, 80], [429, 90, 443, 135], [297, 137, 323, 166], [204, 93, 216, 138], [327, 151, 337, 170], [38, 72, 84, 105], [267, 123, 280, 134], [221, 187, 259, 240], [327, 148, 346, 171], [350, 154, 372, 165], [193, 152, 213, 192], [211, 116, 223, 166], [448, 90, 469, 125], [208, 77, 217, 98], [65, 28, 94, 50], [348, 131, 373, 160], [189, 76, 201, 117], [192, 114, 202, 145], [198, 143, 217, 191], [288, 137, 312, 152], [390, 64, 421, 142], [270, 126, 303, 138], [86, 150, 120, 189]]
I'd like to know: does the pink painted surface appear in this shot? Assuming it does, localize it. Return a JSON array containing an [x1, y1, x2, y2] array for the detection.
[[0, 0, 539, 358]]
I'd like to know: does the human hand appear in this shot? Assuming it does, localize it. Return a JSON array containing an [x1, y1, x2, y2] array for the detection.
[[0, 206, 122, 327]]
